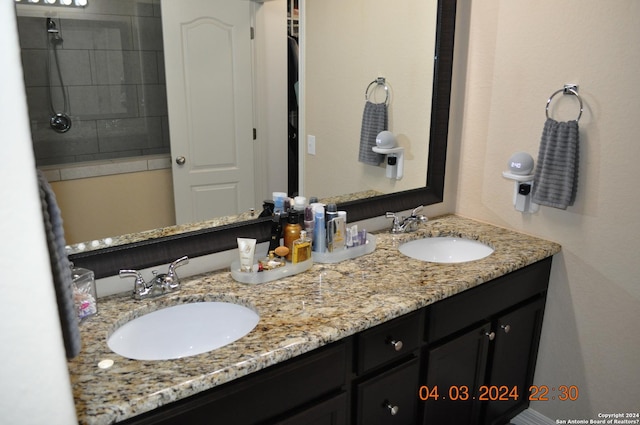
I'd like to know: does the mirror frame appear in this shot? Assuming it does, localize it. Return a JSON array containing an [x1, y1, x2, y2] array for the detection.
[[69, 0, 457, 279]]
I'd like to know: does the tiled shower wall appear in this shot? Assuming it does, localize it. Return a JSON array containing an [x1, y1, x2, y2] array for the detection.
[[16, 0, 169, 166]]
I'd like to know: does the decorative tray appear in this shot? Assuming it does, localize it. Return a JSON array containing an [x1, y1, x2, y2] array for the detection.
[[312, 234, 376, 264], [230, 258, 313, 284]]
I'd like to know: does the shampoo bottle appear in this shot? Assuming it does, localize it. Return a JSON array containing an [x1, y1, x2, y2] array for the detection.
[[312, 205, 326, 253], [304, 206, 315, 244], [325, 203, 338, 223]]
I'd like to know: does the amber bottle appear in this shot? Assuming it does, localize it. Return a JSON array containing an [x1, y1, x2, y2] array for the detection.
[[283, 211, 301, 261]]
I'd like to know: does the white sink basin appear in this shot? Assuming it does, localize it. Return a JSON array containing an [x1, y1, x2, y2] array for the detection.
[[107, 302, 259, 360], [399, 236, 494, 263]]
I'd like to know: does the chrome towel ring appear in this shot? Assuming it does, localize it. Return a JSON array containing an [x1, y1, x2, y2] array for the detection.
[[365, 77, 390, 105], [545, 84, 583, 122]]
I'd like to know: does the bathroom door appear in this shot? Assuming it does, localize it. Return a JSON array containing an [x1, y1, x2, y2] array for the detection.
[[162, 0, 256, 224]]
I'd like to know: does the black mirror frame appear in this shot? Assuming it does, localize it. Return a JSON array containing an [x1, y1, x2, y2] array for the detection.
[[70, 0, 457, 279]]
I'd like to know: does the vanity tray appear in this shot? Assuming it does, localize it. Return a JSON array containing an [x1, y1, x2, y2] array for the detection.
[[312, 234, 376, 264], [230, 258, 313, 284]]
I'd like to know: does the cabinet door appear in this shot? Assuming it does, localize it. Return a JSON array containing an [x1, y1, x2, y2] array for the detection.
[[422, 323, 492, 425], [484, 298, 546, 425], [356, 358, 420, 425], [276, 393, 348, 425]]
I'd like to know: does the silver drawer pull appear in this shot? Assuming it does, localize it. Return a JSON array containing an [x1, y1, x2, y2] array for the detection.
[[486, 331, 496, 341], [387, 339, 404, 351], [501, 324, 511, 333], [385, 402, 399, 416]]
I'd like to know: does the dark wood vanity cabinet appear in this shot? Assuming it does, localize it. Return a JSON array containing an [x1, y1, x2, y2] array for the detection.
[[119, 257, 552, 425], [422, 257, 551, 425], [120, 341, 351, 425]]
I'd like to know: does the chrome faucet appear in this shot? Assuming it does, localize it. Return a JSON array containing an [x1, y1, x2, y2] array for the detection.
[[386, 206, 428, 233], [120, 256, 189, 300]]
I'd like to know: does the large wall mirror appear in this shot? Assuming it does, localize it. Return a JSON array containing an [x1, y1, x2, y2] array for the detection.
[[19, 0, 456, 278]]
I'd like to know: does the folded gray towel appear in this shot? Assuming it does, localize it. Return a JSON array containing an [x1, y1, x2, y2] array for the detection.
[[358, 101, 388, 165], [37, 170, 81, 359], [531, 118, 580, 209]]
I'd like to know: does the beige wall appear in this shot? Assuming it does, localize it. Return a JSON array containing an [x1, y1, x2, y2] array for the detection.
[[303, 0, 436, 198], [51, 169, 175, 244], [451, 0, 640, 418]]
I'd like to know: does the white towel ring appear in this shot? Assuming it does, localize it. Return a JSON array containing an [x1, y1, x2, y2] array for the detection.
[[365, 77, 390, 105], [545, 85, 583, 122]]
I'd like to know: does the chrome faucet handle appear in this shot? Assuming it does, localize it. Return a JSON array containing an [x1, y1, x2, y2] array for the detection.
[[165, 256, 189, 290], [386, 212, 403, 233], [387, 206, 428, 233], [168, 256, 189, 276], [410, 205, 424, 216], [120, 269, 150, 299]]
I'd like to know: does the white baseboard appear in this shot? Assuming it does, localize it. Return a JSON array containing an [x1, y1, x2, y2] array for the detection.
[[511, 408, 555, 425]]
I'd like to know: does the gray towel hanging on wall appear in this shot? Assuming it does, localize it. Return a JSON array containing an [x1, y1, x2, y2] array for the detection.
[[37, 170, 81, 359]]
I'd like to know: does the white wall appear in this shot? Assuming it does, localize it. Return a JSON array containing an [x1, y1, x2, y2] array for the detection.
[[0, 1, 77, 423], [452, 0, 640, 418]]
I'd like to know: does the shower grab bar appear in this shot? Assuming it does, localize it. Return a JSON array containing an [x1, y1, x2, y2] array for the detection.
[[545, 84, 583, 122]]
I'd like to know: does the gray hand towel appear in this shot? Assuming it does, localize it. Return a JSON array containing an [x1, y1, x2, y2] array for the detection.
[[37, 170, 81, 359], [358, 101, 388, 165], [531, 118, 580, 209]]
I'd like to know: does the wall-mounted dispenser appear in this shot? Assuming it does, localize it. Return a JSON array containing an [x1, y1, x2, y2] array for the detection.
[[502, 152, 538, 213], [372, 131, 404, 180]]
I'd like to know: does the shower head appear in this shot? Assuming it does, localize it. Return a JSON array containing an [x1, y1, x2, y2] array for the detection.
[[46, 18, 59, 33], [46, 18, 64, 43]]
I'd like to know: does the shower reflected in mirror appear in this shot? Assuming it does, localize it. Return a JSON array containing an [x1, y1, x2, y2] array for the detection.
[[46, 17, 71, 133]]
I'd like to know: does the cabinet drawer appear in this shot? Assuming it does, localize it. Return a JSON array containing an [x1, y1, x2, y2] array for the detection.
[[426, 257, 552, 343], [121, 341, 349, 425], [356, 358, 420, 425], [356, 310, 422, 374]]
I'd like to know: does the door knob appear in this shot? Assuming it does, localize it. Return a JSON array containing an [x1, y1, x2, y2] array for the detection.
[[485, 331, 496, 341], [175, 156, 186, 165], [501, 324, 511, 333]]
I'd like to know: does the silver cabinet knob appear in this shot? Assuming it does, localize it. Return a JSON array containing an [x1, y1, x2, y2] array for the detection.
[[486, 331, 496, 341], [175, 156, 186, 165], [388, 339, 403, 351], [385, 402, 399, 416], [501, 324, 511, 333]]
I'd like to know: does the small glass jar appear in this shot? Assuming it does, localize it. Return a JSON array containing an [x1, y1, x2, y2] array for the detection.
[[72, 266, 97, 321]]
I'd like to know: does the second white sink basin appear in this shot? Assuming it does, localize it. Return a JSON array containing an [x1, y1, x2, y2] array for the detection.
[[108, 302, 259, 361], [399, 236, 494, 263]]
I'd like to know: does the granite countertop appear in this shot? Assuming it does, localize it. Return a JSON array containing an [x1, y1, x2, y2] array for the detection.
[[68, 215, 561, 425]]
